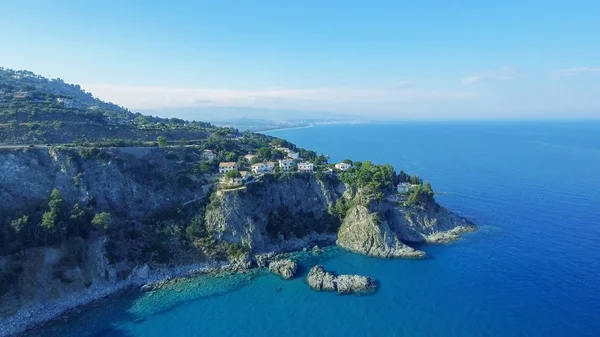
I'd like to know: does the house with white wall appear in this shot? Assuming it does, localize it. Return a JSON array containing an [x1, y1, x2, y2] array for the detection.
[[203, 150, 217, 161], [298, 162, 314, 173], [219, 162, 238, 174], [335, 162, 351, 171], [251, 162, 270, 174], [266, 161, 277, 171], [278, 159, 295, 172], [397, 182, 414, 194], [287, 151, 300, 159]]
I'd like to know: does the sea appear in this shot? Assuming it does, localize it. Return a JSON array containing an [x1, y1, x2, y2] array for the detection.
[[29, 121, 600, 337]]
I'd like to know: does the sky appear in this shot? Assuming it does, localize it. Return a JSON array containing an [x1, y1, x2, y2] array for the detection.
[[1, 0, 599, 120]]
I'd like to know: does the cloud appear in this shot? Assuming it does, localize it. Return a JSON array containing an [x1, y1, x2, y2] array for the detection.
[[80, 83, 474, 112], [552, 67, 600, 77], [461, 66, 524, 85]]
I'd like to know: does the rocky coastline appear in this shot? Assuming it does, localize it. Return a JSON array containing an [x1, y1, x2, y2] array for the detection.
[[0, 261, 234, 337], [0, 148, 476, 336]]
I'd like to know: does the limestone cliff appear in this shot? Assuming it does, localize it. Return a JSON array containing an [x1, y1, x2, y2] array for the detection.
[[336, 204, 425, 258], [0, 147, 475, 336], [204, 173, 345, 252]]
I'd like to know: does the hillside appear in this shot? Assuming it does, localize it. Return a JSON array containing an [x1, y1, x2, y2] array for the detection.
[[0, 67, 475, 336], [0, 68, 216, 145]]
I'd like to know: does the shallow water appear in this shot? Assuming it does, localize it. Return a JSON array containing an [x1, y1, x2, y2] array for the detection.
[[31, 121, 600, 336]]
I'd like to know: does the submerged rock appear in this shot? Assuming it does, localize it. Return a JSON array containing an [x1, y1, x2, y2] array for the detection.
[[269, 259, 298, 280], [306, 265, 376, 294]]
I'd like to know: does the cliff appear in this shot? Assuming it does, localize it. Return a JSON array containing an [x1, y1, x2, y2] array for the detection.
[[204, 173, 345, 253], [0, 147, 475, 336]]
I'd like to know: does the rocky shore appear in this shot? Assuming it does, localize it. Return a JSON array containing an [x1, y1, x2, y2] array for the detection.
[[268, 259, 298, 280], [0, 261, 231, 337]]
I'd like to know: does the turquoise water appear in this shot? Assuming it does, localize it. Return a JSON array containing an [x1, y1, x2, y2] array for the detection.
[[32, 122, 600, 336]]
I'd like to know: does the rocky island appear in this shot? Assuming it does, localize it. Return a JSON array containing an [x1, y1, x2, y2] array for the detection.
[[0, 68, 475, 336]]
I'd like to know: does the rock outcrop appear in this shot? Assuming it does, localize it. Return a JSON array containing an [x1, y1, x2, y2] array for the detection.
[[337, 205, 425, 258], [268, 259, 298, 280], [306, 265, 376, 294], [204, 173, 345, 253]]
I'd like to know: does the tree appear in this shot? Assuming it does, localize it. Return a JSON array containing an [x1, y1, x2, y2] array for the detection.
[[410, 175, 423, 185], [225, 170, 241, 179], [41, 188, 64, 232], [92, 212, 112, 232], [157, 136, 167, 148], [257, 147, 272, 161]]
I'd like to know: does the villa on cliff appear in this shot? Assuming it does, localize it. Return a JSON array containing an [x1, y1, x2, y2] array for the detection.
[[335, 162, 351, 171], [397, 182, 414, 194], [298, 162, 314, 173], [287, 151, 300, 159], [274, 146, 301, 160], [279, 159, 295, 172], [251, 162, 270, 174], [239, 171, 251, 181], [202, 150, 217, 161], [219, 162, 238, 174], [266, 161, 277, 171], [13, 91, 30, 99]]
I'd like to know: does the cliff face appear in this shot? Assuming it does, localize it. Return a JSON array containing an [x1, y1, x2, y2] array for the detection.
[[337, 204, 425, 258], [0, 147, 211, 219], [1, 147, 214, 320], [204, 173, 346, 252], [0, 147, 475, 335]]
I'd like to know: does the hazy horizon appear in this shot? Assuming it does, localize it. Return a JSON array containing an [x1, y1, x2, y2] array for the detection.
[[1, 1, 599, 120]]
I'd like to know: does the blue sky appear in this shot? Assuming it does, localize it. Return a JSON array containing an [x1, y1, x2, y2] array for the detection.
[[1, 0, 599, 119]]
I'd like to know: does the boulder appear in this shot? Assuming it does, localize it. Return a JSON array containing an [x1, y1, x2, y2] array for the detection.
[[306, 265, 376, 294], [307, 265, 336, 291], [335, 274, 375, 294], [269, 259, 298, 280]]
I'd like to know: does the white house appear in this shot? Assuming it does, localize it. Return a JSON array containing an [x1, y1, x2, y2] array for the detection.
[[13, 91, 30, 99], [239, 171, 251, 181], [219, 162, 238, 174], [251, 162, 270, 174], [298, 162, 314, 173], [202, 150, 217, 161], [266, 161, 277, 171], [397, 182, 413, 194], [335, 162, 352, 171], [278, 159, 295, 172], [287, 151, 300, 160], [56, 97, 75, 108], [243, 154, 256, 162]]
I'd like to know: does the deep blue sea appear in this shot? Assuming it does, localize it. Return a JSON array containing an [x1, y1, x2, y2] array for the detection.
[[32, 122, 600, 337]]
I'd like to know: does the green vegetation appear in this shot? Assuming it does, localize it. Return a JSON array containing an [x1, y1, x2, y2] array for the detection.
[[91, 212, 112, 232], [41, 188, 64, 233], [406, 182, 435, 207], [339, 161, 396, 199], [225, 169, 241, 179], [157, 136, 167, 148]]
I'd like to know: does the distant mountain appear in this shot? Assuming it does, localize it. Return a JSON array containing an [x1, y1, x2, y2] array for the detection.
[[137, 106, 352, 122], [0, 68, 218, 145], [208, 117, 368, 132]]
